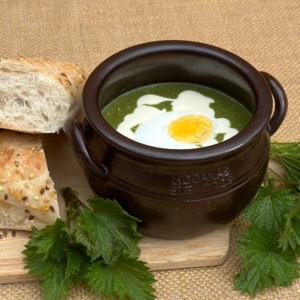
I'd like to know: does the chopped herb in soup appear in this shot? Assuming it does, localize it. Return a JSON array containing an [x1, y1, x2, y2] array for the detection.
[[101, 83, 252, 149]]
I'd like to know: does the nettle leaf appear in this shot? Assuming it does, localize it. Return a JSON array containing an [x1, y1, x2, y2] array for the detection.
[[270, 143, 300, 184], [65, 245, 91, 279], [23, 189, 157, 300], [294, 245, 300, 256], [234, 267, 272, 297], [23, 225, 90, 300], [71, 218, 94, 255], [243, 187, 297, 232], [23, 244, 92, 300], [27, 219, 71, 261], [73, 259, 92, 286], [41, 262, 73, 300], [234, 226, 300, 297], [280, 153, 300, 183], [73, 197, 143, 264], [66, 244, 92, 285], [23, 250, 73, 300], [279, 198, 300, 251], [271, 142, 300, 155], [87, 255, 157, 300], [87, 197, 141, 232]]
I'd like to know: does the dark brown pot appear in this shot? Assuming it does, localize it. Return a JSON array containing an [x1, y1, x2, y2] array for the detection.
[[64, 41, 287, 239]]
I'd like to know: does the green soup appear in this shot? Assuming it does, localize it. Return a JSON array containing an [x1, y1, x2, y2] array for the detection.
[[101, 83, 253, 148]]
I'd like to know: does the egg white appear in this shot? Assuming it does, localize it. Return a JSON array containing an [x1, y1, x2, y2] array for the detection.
[[116, 90, 239, 149], [135, 111, 218, 149], [117, 105, 165, 140]]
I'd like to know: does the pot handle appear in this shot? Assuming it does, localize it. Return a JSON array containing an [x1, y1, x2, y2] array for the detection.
[[63, 118, 110, 180], [260, 71, 288, 136]]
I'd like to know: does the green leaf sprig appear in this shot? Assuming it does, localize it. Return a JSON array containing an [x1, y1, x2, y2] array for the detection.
[[22, 187, 157, 300], [234, 142, 300, 297]]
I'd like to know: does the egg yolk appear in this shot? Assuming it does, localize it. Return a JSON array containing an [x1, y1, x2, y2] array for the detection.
[[168, 115, 213, 143]]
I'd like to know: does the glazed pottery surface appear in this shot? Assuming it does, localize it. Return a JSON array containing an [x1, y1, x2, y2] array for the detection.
[[64, 41, 287, 239]]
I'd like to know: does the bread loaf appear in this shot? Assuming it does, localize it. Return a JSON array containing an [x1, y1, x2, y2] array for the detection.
[[0, 57, 87, 133], [0, 130, 59, 231]]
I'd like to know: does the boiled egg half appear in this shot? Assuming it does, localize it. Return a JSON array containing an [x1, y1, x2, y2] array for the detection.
[[117, 90, 238, 149]]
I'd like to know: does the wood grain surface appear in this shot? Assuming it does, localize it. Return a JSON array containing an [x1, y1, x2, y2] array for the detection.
[[0, 132, 282, 284]]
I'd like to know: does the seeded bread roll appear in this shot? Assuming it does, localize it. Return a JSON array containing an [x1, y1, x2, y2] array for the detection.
[[0, 57, 87, 133], [0, 130, 59, 231]]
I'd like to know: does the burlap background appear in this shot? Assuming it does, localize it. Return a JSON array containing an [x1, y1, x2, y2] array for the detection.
[[1, 0, 300, 299]]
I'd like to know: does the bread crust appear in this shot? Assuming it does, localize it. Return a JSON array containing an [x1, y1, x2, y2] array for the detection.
[[0, 130, 60, 231], [0, 57, 87, 133]]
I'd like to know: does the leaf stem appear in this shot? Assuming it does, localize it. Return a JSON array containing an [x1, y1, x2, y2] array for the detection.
[[267, 168, 299, 194], [274, 179, 299, 186], [265, 171, 278, 191], [60, 188, 81, 229], [61, 187, 93, 229], [61, 187, 93, 212], [270, 151, 282, 160], [271, 142, 300, 146], [267, 167, 285, 181]]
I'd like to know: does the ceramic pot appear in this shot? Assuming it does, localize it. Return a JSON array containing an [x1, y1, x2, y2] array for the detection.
[[64, 41, 287, 239]]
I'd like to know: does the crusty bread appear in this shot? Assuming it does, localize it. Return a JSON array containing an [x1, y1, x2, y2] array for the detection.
[[0, 130, 60, 231], [0, 57, 87, 133]]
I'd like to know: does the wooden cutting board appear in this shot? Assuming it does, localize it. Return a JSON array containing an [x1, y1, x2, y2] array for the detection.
[[0, 132, 283, 284]]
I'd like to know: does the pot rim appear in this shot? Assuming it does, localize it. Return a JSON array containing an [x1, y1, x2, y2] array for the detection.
[[83, 40, 272, 162]]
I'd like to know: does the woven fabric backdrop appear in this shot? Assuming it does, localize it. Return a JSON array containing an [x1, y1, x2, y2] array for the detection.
[[1, 0, 300, 299]]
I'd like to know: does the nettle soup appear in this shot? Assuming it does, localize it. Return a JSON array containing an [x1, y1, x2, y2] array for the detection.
[[101, 83, 253, 149]]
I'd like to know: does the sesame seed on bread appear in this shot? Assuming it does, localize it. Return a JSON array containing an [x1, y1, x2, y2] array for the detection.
[[0, 130, 59, 231]]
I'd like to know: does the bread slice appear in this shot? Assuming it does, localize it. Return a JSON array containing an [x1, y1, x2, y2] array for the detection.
[[0, 130, 60, 231], [0, 57, 87, 133]]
